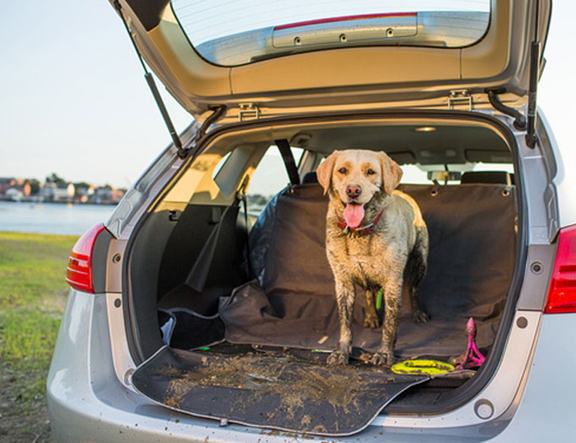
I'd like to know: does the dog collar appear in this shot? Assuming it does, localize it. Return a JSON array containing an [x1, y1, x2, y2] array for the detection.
[[336, 210, 384, 236]]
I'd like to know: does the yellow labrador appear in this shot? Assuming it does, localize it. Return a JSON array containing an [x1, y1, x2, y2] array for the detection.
[[317, 149, 429, 365]]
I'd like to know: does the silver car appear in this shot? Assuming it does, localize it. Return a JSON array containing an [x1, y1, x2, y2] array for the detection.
[[48, 0, 576, 441]]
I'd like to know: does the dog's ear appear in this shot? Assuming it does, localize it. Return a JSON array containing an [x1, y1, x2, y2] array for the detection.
[[316, 151, 340, 195], [378, 151, 403, 196]]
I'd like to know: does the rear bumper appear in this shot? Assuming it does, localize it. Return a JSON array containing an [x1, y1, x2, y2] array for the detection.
[[46, 290, 268, 443], [486, 313, 576, 441], [47, 290, 575, 442]]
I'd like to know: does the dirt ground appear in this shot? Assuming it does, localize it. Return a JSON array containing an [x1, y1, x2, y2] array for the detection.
[[0, 361, 54, 443]]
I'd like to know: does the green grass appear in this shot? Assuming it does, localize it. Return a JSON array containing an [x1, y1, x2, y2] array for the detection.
[[0, 232, 78, 440], [0, 232, 77, 309]]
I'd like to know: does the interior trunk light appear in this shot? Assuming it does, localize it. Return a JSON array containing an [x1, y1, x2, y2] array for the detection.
[[545, 224, 576, 314], [415, 126, 436, 132], [66, 223, 106, 294]]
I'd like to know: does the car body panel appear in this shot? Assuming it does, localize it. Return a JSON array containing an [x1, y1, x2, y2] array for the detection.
[[485, 314, 576, 441], [541, 111, 576, 228], [47, 290, 576, 442], [114, 0, 550, 119]]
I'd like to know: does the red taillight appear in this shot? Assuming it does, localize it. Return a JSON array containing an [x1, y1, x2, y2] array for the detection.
[[545, 224, 576, 314], [66, 223, 106, 294]]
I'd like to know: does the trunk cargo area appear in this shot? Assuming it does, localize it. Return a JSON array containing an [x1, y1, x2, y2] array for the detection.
[[129, 174, 516, 434]]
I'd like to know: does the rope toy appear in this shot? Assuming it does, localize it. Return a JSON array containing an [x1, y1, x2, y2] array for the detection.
[[448, 317, 486, 370]]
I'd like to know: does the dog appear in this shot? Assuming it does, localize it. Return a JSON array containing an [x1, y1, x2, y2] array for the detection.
[[316, 149, 429, 366]]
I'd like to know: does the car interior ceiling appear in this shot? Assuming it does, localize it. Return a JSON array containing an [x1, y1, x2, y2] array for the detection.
[[128, 121, 517, 386]]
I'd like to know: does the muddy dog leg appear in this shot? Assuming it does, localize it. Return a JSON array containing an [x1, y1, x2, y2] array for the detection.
[[364, 290, 380, 329], [328, 279, 356, 366], [371, 278, 403, 365], [407, 227, 429, 323]]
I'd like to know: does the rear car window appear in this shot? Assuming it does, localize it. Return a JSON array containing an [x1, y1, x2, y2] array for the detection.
[[401, 163, 514, 185], [247, 146, 304, 212], [171, 0, 490, 66]]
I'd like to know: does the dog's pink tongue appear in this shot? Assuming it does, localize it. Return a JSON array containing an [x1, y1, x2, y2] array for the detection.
[[343, 204, 365, 229]]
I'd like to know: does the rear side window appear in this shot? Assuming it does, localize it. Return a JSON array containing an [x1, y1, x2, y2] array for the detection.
[[172, 0, 490, 66], [248, 146, 303, 212], [401, 163, 514, 185]]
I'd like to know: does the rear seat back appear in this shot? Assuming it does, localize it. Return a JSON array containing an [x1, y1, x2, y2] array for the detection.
[[461, 171, 514, 185], [250, 184, 330, 294], [249, 182, 516, 320]]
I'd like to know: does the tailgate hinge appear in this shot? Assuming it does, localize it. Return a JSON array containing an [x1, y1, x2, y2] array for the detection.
[[448, 90, 473, 111], [238, 103, 260, 121], [186, 105, 227, 158], [486, 88, 527, 131]]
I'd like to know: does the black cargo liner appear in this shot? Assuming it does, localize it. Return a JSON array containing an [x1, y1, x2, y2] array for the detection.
[[124, 113, 525, 421], [164, 183, 515, 359], [132, 344, 433, 436], [135, 181, 517, 423]]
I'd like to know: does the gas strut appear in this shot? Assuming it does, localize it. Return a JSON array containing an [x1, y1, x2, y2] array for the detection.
[[487, 2, 541, 149], [113, 0, 188, 159], [526, 0, 541, 149], [525, 43, 541, 149]]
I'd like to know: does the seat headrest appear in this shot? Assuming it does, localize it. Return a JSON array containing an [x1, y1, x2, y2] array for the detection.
[[461, 171, 514, 185], [302, 172, 318, 184]]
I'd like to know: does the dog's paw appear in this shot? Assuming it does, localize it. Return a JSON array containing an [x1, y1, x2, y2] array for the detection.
[[327, 351, 349, 366], [363, 315, 380, 329], [371, 352, 395, 366], [413, 310, 430, 323]]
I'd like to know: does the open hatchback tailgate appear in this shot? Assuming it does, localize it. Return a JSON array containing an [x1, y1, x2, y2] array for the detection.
[[111, 0, 550, 121]]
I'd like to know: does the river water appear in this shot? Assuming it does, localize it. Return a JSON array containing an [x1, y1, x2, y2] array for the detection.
[[0, 201, 116, 236]]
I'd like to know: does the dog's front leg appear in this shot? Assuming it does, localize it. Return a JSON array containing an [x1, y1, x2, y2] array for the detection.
[[328, 279, 356, 366], [372, 279, 402, 365]]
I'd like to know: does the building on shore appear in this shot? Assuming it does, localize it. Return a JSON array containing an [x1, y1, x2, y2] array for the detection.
[[1, 177, 126, 204], [0, 178, 32, 201], [39, 183, 76, 203]]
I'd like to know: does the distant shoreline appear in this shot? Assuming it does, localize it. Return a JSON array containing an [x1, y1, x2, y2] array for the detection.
[[0, 201, 117, 236], [0, 198, 118, 206]]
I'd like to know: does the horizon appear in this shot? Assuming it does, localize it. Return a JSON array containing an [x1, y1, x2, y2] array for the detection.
[[0, 173, 126, 189], [0, 171, 128, 189]]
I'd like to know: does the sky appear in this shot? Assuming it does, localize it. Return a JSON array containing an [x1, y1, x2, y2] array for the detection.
[[1, 1, 575, 191], [1, 0, 191, 189]]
